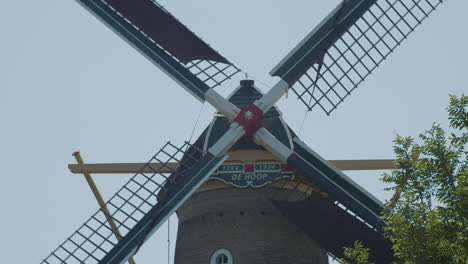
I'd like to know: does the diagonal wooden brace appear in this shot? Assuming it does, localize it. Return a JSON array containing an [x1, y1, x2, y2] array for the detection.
[[72, 151, 137, 264]]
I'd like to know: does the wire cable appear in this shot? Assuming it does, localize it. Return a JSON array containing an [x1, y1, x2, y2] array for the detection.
[[167, 216, 170, 264], [188, 102, 205, 144], [298, 110, 309, 136], [244, 72, 274, 91]]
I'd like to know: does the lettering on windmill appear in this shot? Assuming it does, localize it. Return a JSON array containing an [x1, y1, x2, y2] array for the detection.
[[211, 163, 293, 188]]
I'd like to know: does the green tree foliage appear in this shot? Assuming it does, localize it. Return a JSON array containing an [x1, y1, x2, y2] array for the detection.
[[341, 95, 467, 264], [340, 241, 375, 264]]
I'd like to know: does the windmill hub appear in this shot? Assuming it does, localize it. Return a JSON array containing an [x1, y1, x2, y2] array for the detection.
[[234, 102, 264, 140], [244, 111, 254, 120]]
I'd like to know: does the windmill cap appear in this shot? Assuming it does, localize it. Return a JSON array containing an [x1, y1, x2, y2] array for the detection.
[[240, 79, 254, 86]]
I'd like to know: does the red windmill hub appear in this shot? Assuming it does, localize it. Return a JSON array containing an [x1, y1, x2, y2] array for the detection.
[[234, 103, 264, 140]]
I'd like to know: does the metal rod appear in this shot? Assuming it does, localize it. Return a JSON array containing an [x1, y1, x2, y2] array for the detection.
[[167, 216, 170, 264], [72, 151, 137, 264]]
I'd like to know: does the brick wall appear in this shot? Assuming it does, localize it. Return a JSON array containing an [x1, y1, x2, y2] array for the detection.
[[174, 187, 328, 264]]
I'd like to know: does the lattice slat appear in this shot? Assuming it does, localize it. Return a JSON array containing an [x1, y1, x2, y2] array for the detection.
[[96, 0, 240, 90], [186, 60, 240, 89], [292, 0, 443, 115], [41, 142, 202, 264]]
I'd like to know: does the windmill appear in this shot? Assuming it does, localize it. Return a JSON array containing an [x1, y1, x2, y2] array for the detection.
[[40, 0, 445, 263]]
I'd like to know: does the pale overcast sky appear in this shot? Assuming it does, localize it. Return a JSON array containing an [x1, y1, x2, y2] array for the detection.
[[1, 1, 466, 263]]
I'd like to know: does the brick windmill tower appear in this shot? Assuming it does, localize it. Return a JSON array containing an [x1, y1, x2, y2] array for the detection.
[[173, 79, 332, 264], [41, 0, 444, 263]]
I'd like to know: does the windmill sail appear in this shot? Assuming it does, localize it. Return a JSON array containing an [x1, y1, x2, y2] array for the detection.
[[255, 127, 385, 231], [289, 137, 385, 230], [254, 129, 393, 262], [76, 0, 240, 101], [271, 0, 443, 114], [271, 192, 394, 262], [41, 142, 227, 264]]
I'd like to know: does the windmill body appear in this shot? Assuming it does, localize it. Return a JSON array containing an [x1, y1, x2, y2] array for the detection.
[[172, 79, 392, 263], [174, 80, 329, 263], [175, 185, 328, 264], [40, 0, 447, 263]]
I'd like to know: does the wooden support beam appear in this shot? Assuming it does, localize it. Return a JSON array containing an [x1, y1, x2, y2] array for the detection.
[[69, 162, 179, 174], [329, 159, 395, 171], [68, 159, 395, 174], [68, 162, 179, 174], [72, 151, 137, 264]]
